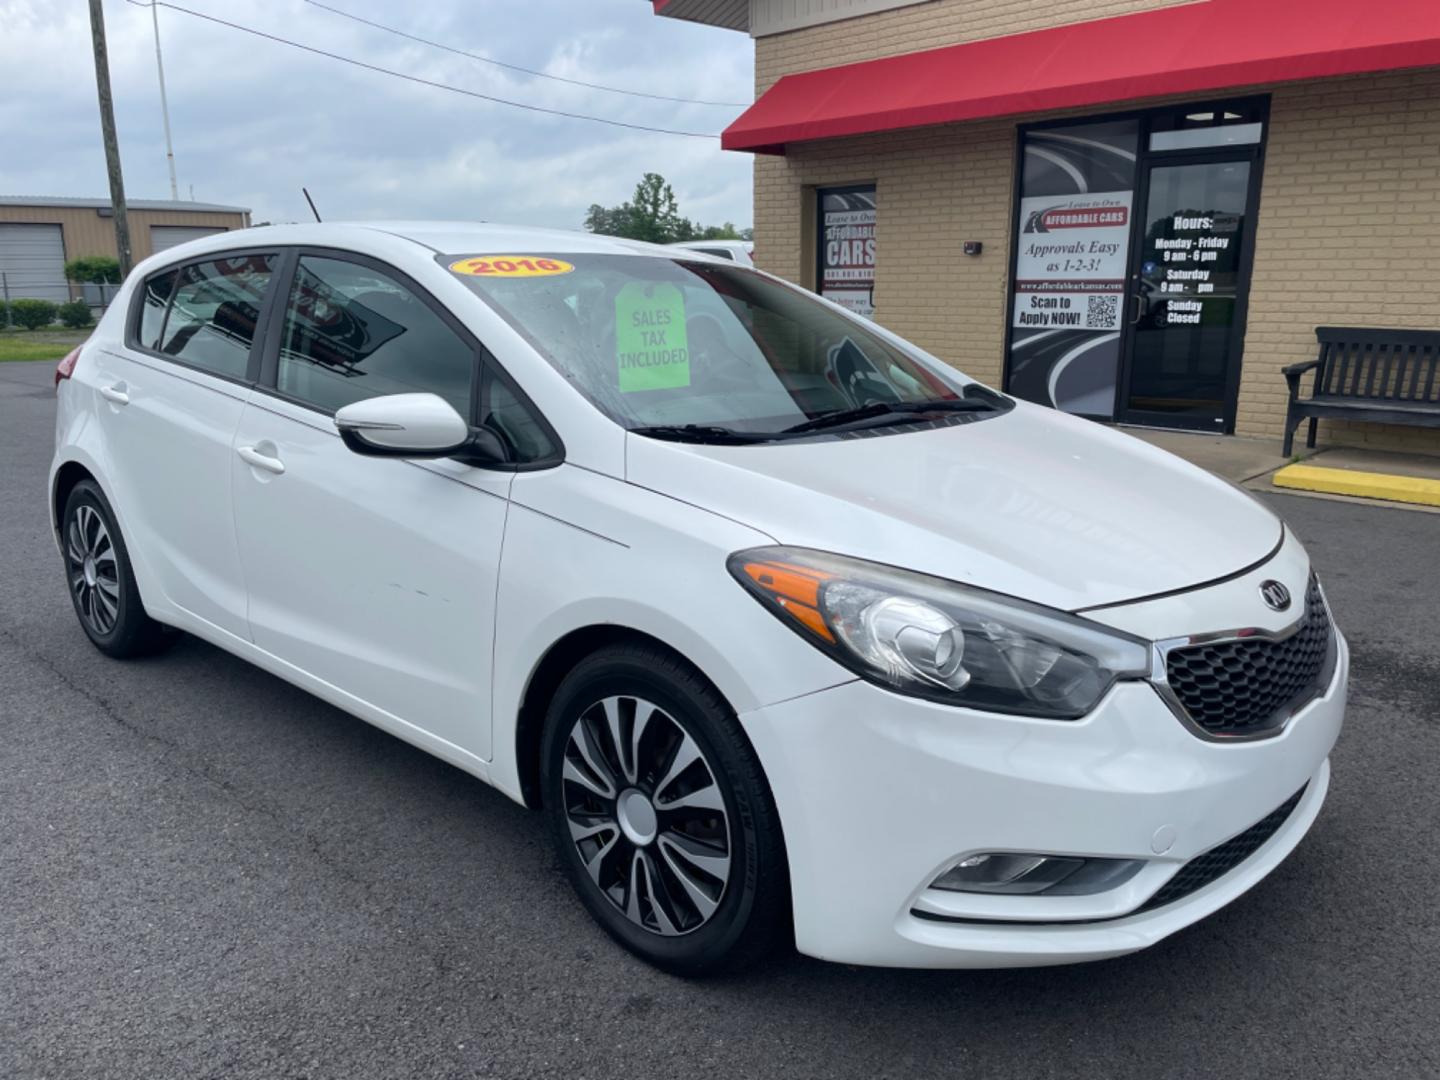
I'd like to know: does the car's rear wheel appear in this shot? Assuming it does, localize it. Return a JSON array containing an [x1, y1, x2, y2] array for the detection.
[[540, 642, 789, 975], [61, 480, 174, 658]]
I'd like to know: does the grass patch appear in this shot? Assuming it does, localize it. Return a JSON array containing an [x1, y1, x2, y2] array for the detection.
[[5, 324, 95, 334], [0, 339, 74, 362], [0, 328, 90, 362]]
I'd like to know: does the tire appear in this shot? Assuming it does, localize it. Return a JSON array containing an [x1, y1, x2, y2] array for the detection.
[[60, 480, 175, 658], [540, 642, 790, 976]]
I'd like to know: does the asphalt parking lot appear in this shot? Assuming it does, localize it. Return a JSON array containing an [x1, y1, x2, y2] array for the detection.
[[3, 356, 1438, 1080]]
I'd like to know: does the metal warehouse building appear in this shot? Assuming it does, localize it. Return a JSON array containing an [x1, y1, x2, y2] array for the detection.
[[655, 0, 1440, 454], [0, 197, 250, 304]]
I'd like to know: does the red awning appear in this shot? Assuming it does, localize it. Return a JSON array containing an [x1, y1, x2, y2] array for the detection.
[[724, 0, 1440, 152]]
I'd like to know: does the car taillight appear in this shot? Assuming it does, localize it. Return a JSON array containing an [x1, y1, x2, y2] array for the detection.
[[55, 346, 82, 389]]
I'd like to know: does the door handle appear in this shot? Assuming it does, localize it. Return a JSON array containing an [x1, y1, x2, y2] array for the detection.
[[99, 383, 129, 405], [237, 445, 286, 475], [1130, 293, 1146, 326]]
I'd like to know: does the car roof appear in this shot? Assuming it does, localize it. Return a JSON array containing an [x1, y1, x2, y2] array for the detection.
[[669, 240, 752, 249], [323, 221, 681, 258], [127, 221, 747, 281]]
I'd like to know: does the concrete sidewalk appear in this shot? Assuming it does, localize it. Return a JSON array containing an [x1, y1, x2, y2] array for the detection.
[[1119, 425, 1440, 513]]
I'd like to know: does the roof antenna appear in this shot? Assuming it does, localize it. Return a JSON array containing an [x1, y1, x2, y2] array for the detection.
[[302, 187, 322, 223]]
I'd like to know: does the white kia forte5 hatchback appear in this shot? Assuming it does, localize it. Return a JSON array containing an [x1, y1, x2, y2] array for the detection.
[[50, 223, 1346, 974]]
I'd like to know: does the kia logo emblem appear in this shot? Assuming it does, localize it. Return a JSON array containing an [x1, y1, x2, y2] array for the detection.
[[1260, 580, 1292, 612]]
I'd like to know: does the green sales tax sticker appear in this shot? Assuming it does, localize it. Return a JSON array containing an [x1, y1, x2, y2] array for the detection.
[[616, 282, 689, 392]]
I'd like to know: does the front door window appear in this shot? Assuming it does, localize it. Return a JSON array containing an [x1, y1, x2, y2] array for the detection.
[[277, 256, 476, 418]]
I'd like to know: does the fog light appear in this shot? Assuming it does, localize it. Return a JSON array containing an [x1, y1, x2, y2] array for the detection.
[[931, 853, 1145, 895]]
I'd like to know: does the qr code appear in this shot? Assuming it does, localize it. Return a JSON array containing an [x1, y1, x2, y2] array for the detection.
[[1087, 294, 1119, 328]]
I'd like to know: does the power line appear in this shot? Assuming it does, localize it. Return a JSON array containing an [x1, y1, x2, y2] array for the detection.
[[303, 0, 749, 108], [121, 0, 723, 139]]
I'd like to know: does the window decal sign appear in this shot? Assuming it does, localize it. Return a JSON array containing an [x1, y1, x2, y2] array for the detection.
[[1013, 191, 1132, 331], [1003, 120, 1140, 418], [818, 187, 876, 317], [615, 282, 690, 392], [448, 256, 574, 278]]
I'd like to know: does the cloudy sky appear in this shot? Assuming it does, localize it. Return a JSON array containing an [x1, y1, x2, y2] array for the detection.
[[0, 0, 754, 230]]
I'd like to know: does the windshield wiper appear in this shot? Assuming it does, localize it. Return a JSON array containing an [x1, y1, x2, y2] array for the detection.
[[778, 396, 1000, 436], [631, 389, 1010, 445], [629, 424, 775, 445]]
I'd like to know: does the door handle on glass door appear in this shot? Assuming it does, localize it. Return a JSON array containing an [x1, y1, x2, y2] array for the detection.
[[99, 383, 129, 405], [237, 444, 286, 475], [1131, 294, 1146, 326]]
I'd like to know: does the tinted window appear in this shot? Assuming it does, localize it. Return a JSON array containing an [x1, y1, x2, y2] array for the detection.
[[136, 268, 178, 349], [158, 255, 277, 379], [277, 256, 475, 418], [482, 368, 557, 464]]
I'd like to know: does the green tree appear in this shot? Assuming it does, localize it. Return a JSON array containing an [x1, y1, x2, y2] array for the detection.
[[697, 222, 742, 241], [624, 172, 685, 244], [63, 256, 122, 284], [584, 202, 632, 237], [583, 173, 750, 245]]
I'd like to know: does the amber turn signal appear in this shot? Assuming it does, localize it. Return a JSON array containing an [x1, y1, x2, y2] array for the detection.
[[739, 560, 835, 642]]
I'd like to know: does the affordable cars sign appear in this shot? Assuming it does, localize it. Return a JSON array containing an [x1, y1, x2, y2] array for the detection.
[[1013, 191, 1132, 331], [819, 186, 877, 317]]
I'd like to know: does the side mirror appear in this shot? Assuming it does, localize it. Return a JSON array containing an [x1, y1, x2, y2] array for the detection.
[[333, 393, 508, 465]]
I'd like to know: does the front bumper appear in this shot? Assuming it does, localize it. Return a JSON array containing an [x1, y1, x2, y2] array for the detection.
[[739, 632, 1347, 969]]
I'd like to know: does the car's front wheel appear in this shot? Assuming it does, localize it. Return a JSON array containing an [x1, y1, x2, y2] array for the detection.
[[61, 479, 174, 658], [540, 643, 789, 975]]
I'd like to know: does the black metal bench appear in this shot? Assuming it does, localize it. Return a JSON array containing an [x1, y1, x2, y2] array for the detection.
[[1283, 327, 1440, 456]]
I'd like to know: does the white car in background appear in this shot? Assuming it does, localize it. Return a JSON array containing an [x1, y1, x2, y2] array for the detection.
[[50, 222, 1345, 974], [668, 239, 754, 265]]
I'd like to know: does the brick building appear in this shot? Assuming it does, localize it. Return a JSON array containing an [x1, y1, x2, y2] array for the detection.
[[654, 0, 1440, 451]]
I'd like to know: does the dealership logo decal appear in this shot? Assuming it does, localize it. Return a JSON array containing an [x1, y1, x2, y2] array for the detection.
[[1259, 580, 1292, 612], [1025, 205, 1130, 233]]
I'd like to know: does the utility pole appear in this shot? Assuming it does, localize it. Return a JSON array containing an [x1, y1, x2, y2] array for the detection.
[[88, 0, 133, 276], [150, 0, 179, 200]]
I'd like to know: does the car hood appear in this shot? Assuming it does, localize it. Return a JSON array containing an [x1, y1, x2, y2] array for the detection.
[[624, 401, 1282, 612]]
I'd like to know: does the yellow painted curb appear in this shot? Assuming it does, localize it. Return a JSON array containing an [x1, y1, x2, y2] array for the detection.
[[1272, 464, 1440, 508]]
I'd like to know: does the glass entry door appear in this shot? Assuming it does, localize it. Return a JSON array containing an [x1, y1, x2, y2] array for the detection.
[[1118, 155, 1257, 429]]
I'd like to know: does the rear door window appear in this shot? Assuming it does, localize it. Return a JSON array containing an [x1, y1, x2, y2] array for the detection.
[[158, 255, 278, 380]]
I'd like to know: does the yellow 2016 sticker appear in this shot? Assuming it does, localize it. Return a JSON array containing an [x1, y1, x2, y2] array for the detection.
[[448, 256, 575, 278]]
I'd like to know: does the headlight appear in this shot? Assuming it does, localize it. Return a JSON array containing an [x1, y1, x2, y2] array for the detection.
[[728, 547, 1151, 718]]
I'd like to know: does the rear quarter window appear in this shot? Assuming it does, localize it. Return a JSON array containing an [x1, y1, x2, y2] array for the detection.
[[135, 268, 179, 349]]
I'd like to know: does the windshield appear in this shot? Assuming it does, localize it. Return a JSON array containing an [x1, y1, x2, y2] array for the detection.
[[445, 253, 990, 439]]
